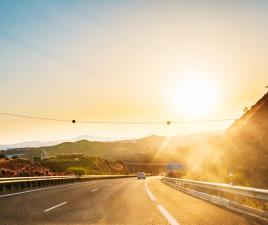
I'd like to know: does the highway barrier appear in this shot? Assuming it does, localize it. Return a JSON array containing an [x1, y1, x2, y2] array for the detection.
[[162, 177, 268, 223], [0, 175, 135, 193]]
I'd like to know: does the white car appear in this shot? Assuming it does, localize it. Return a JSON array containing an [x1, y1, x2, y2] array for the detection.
[[137, 172, 146, 179]]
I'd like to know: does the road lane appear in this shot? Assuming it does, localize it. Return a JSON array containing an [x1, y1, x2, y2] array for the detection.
[[0, 176, 263, 225], [0, 177, 168, 225], [148, 177, 259, 225], [0, 179, 112, 225]]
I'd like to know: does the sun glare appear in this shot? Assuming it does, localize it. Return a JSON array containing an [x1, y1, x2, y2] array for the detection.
[[170, 76, 218, 118]]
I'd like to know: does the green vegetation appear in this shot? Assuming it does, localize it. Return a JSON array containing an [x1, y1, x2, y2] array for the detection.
[[67, 167, 86, 176], [227, 172, 249, 186]]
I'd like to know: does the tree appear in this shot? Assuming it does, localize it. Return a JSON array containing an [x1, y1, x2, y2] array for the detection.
[[243, 106, 249, 113]]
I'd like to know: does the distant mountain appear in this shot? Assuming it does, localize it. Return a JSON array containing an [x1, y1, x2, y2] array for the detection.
[[0, 141, 62, 150], [0, 136, 129, 150], [2, 131, 222, 162], [68, 135, 130, 143]]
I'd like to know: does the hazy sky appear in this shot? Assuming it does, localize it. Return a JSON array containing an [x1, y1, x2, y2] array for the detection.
[[0, 0, 268, 144]]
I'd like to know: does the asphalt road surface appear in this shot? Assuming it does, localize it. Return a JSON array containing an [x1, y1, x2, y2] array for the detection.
[[0, 177, 262, 225]]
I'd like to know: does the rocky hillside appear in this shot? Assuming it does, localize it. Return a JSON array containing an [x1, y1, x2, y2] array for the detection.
[[0, 158, 55, 177], [223, 92, 268, 187], [183, 92, 268, 188], [0, 155, 129, 177]]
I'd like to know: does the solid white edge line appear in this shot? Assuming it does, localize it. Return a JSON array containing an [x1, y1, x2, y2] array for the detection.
[[144, 181, 157, 202], [90, 188, 99, 192], [157, 204, 180, 225], [44, 202, 67, 212], [0, 183, 79, 198]]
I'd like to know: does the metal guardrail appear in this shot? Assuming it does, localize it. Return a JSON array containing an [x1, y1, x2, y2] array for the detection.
[[162, 177, 268, 223], [162, 177, 268, 200], [0, 175, 135, 193], [0, 176, 74, 181]]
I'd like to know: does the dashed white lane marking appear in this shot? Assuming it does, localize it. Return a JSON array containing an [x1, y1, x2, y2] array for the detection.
[[44, 202, 67, 212], [157, 204, 180, 225], [90, 188, 99, 192], [144, 181, 157, 202], [0, 183, 79, 198]]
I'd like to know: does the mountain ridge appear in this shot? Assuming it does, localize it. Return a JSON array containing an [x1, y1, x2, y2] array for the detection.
[[0, 135, 131, 150], [1, 131, 222, 163]]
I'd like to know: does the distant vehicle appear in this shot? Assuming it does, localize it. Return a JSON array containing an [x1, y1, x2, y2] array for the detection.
[[137, 172, 146, 179]]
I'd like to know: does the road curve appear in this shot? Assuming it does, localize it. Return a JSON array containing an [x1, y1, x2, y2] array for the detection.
[[0, 177, 261, 225]]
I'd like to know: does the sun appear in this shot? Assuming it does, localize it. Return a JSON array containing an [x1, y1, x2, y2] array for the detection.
[[170, 76, 218, 118]]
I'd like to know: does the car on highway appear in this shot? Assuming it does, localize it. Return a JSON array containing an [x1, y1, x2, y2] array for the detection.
[[137, 172, 146, 179]]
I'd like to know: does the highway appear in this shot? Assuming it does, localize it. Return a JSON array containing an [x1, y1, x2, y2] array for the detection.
[[0, 177, 262, 225]]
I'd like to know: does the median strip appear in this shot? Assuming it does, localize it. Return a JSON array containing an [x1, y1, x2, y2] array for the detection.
[[44, 202, 67, 212]]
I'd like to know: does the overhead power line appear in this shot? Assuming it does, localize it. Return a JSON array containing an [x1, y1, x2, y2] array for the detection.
[[0, 112, 237, 125]]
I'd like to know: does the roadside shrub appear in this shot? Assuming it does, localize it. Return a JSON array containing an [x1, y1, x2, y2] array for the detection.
[[167, 171, 184, 178], [227, 172, 249, 186], [67, 167, 86, 176]]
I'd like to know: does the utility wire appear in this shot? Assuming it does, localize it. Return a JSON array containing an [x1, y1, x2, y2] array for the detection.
[[0, 112, 237, 125], [172, 118, 235, 124], [0, 113, 71, 122]]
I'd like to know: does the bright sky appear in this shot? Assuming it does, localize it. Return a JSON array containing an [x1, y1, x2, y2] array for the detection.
[[0, 0, 268, 144]]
